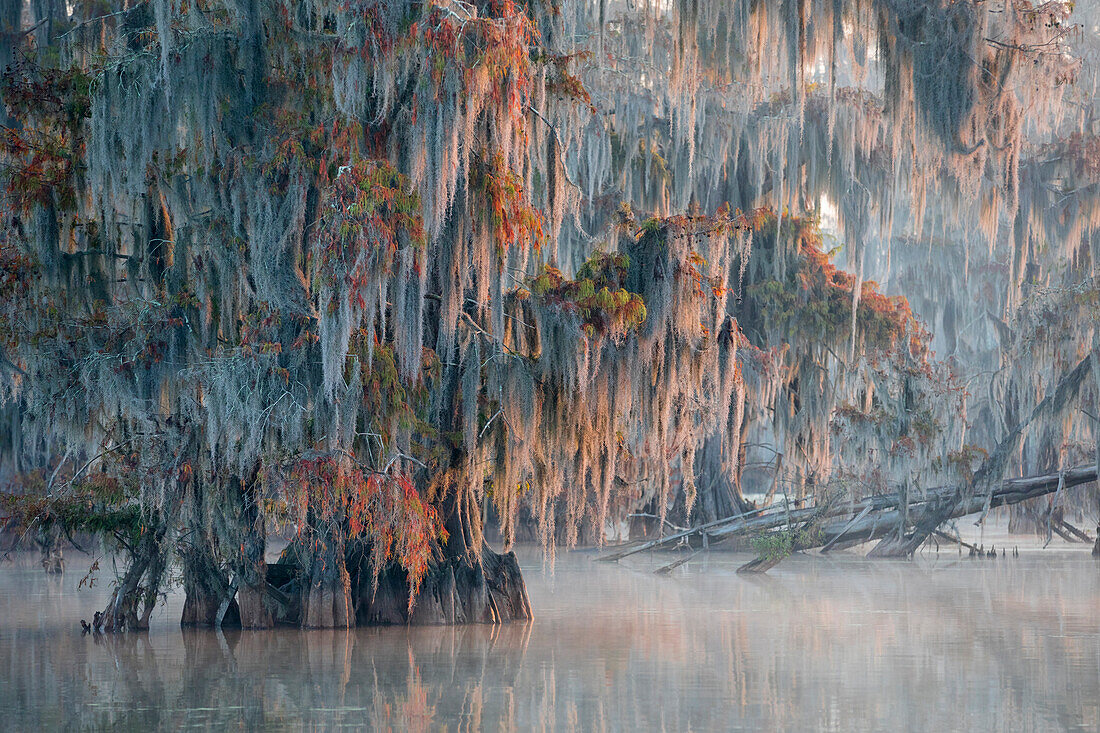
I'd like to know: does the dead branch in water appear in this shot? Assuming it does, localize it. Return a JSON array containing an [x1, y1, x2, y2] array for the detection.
[[595, 464, 1099, 564]]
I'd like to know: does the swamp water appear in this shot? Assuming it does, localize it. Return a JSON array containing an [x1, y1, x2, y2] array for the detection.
[[0, 544, 1098, 731]]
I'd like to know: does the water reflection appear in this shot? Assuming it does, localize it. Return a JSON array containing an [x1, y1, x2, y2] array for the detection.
[[0, 550, 1097, 731]]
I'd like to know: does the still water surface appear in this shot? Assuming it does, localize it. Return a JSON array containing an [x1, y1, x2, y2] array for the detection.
[[0, 546, 1098, 731]]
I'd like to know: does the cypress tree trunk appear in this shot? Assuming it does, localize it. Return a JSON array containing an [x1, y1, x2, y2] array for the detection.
[[353, 542, 531, 626], [300, 526, 353, 629], [0, 0, 21, 132], [180, 477, 240, 627], [232, 466, 273, 629], [354, 492, 532, 626], [99, 522, 169, 632], [689, 434, 754, 526], [180, 540, 239, 628], [29, 0, 64, 51], [36, 523, 63, 574]]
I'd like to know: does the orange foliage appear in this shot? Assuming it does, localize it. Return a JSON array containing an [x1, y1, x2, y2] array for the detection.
[[742, 211, 927, 356], [289, 457, 447, 605], [471, 149, 546, 257], [315, 159, 426, 307], [540, 49, 596, 113], [0, 57, 93, 212], [0, 237, 38, 353]]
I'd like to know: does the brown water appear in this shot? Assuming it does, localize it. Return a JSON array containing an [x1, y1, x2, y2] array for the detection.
[[0, 545, 1098, 732]]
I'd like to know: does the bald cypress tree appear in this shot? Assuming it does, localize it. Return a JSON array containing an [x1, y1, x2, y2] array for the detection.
[[1, 0, 1095, 627]]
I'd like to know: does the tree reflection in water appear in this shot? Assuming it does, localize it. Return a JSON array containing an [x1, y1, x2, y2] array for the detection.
[[1, 549, 1098, 731]]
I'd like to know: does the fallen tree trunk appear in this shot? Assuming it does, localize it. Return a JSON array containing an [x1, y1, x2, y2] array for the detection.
[[1055, 518, 1092, 543], [931, 529, 981, 555], [596, 464, 1098, 562], [825, 464, 1098, 554], [595, 505, 771, 562], [866, 349, 1098, 558]]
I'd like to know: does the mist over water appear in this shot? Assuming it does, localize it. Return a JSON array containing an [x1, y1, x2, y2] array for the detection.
[[2, 545, 1097, 732], [4, 0, 1100, 730]]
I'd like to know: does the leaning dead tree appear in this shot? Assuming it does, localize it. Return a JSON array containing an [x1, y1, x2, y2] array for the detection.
[[831, 464, 1099, 555], [598, 464, 1099, 564]]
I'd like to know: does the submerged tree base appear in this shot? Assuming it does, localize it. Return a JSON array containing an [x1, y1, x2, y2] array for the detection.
[[355, 546, 532, 626], [176, 542, 532, 631]]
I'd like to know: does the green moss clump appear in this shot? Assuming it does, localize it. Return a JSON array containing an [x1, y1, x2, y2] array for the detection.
[[750, 524, 824, 561], [530, 251, 646, 338]]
